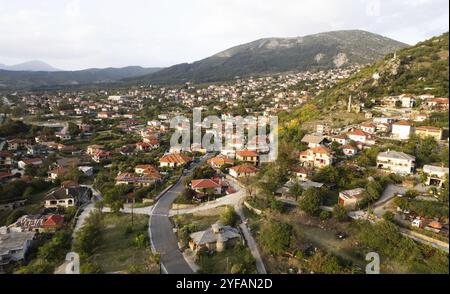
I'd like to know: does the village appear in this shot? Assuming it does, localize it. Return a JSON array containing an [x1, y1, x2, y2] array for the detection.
[[0, 63, 449, 274]]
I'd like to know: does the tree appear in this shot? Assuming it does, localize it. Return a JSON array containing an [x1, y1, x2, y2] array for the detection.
[[192, 165, 215, 180], [365, 180, 383, 203], [313, 166, 339, 184], [288, 180, 303, 201], [260, 221, 292, 254], [80, 262, 103, 274], [309, 250, 342, 274], [37, 230, 72, 263], [320, 211, 332, 220], [6, 209, 26, 225], [333, 204, 348, 222], [299, 188, 322, 216], [383, 211, 395, 222], [68, 122, 81, 137], [219, 206, 239, 227]]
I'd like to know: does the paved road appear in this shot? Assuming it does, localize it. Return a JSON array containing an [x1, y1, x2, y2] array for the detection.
[[149, 154, 213, 274], [235, 199, 267, 274]]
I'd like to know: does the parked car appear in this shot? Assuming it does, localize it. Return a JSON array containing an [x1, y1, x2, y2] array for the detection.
[[336, 232, 348, 240]]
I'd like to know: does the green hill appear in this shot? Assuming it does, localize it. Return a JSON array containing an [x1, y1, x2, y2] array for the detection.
[[317, 32, 449, 107]]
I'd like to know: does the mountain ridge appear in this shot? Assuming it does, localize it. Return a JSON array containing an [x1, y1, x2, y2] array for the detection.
[[126, 30, 408, 84], [0, 66, 163, 89], [0, 60, 60, 72]]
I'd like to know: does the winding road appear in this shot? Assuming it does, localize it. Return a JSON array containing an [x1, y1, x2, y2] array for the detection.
[[149, 154, 213, 274]]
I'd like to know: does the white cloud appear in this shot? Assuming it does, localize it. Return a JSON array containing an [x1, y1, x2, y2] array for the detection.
[[0, 0, 448, 70]]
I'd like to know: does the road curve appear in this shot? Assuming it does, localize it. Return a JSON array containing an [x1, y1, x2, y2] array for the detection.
[[149, 154, 212, 274]]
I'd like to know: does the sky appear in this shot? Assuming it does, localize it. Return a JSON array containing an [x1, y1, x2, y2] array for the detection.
[[0, 0, 448, 70]]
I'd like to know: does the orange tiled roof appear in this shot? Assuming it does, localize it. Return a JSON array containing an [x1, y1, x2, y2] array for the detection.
[[236, 150, 259, 157], [191, 179, 221, 189], [230, 164, 258, 174], [160, 153, 192, 164]]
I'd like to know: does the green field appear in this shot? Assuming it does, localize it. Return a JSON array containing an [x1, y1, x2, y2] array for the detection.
[[90, 213, 159, 273]]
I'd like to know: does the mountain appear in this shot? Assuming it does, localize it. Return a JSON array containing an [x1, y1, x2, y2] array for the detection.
[[0, 60, 60, 71], [0, 66, 163, 89], [316, 32, 449, 107], [127, 30, 408, 84]]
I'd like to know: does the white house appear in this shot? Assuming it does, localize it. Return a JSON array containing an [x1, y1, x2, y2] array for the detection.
[[377, 151, 416, 175], [423, 165, 449, 187], [0, 231, 35, 267], [392, 121, 413, 140]]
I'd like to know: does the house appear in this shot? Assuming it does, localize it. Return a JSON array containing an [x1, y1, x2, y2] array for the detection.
[[400, 95, 416, 108], [415, 126, 443, 141], [207, 155, 234, 169], [44, 184, 90, 208], [48, 167, 69, 180], [291, 167, 311, 181], [189, 223, 241, 253], [377, 151, 416, 175], [316, 124, 331, 135], [97, 112, 111, 119], [0, 199, 26, 211], [55, 132, 71, 141], [136, 142, 152, 152], [0, 231, 35, 268], [338, 188, 366, 210], [423, 165, 449, 187], [42, 215, 65, 231], [301, 134, 327, 148], [92, 151, 112, 163], [426, 98, 449, 110], [330, 134, 348, 146], [78, 166, 94, 177], [7, 139, 27, 151], [392, 121, 413, 140], [191, 179, 222, 196], [115, 172, 159, 187], [159, 153, 192, 168], [425, 221, 444, 233], [8, 214, 64, 233], [346, 129, 375, 145], [299, 147, 334, 168], [361, 122, 376, 134], [18, 158, 43, 170], [229, 164, 258, 178], [134, 165, 161, 177], [236, 150, 259, 165], [0, 151, 13, 168], [26, 144, 49, 156], [376, 123, 391, 133], [86, 145, 104, 155], [341, 145, 358, 157]]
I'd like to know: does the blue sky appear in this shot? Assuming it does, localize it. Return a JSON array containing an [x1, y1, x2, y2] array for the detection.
[[0, 0, 448, 70]]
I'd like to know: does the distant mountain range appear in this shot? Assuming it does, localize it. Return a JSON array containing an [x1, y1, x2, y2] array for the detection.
[[0, 60, 60, 72], [0, 30, 407, 89], [0, 66, 162, 89], [127, 30, 408, 84]]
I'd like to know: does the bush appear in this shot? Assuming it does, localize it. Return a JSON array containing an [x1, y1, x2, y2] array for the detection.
[[333, 204, 348, 222], [320, 211, 332, 220], [260, 221, 292, 254], [219, 206, 240, 227], [299, 188, 322, 216], [383, 211, 395, 222]]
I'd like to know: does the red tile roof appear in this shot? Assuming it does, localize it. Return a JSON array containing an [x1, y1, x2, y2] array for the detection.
[[191, 179, 221, 189]]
